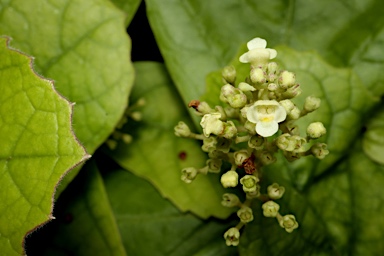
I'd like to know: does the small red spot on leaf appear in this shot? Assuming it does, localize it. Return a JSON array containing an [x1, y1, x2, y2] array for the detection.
[[178, 151, 187, 160]]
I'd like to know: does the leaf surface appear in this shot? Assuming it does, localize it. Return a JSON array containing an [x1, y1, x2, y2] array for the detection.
[[0, 0, 135, 189], [146, 0, 384, 112], [0, 37, 88, 255], [104, 62, 233, 219]]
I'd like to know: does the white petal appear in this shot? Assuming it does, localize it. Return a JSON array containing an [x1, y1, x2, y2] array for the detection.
[[267, 49, 277, 59], [239, 52, 249, 63], [246, 105, 259, 123], [247, 38, 267, 50], [275, 105, 287, 122], [256, 121, 279, 137]]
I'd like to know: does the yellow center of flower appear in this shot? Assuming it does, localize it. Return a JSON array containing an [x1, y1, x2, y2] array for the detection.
[[260, 116, 274, 122]]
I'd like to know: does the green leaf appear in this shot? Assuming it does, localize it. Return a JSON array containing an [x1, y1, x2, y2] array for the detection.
[[0, 0, 135, 188], [109, 0, 142, 25], [0, 37, 88, 255], [103, 168, 238, 256], [363, 104, 384, 165], [239, 140, 384, 255], [26, 161, 126, 256], [104, 62, 232, 219], [146, 0, 384, 110], [26, 160, 237, 255]]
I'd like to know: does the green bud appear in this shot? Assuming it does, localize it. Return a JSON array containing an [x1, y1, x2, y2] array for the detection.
[[240, 175, 260, 193], [237, 206, 254, 223], [288, 106, 301, 120], [181, 167, 198, 183], [223, 227, 240, 246], [238, 82, 256, 92], [267, 183, 285, 199], [262, 201, 280, 217], [276, 134, 306, 152], [221, 170, 239, 188], [279, 214, 299, 233], [244, 121, 257, 135], [267, 83, 278, 91], [206, 158, 222, 173], [174, 121, 191, 137], [246, 186, 261, 199], [267, 62, 279, 75], [279, 70, 296, 89], [250, 67, 266, 84], [222, 121, 237, 139], [248, 135, 264, 150], [234, 149, 250, 166], [311, 143, 329, 159], [282, 84, 302, 99], [304, 96, 321, 113], [307, 122, 326, 139], [222, 65, 237, 84], [221, 193, 240, 207], [201, 136, 218, 152], [216, 137, 231, 153]]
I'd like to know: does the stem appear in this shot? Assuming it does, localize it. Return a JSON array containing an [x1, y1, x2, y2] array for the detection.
[[188, 133, 206, 140]]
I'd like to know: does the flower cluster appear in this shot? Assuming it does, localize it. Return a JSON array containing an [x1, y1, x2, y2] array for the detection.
[[174, 37, 329, 246]]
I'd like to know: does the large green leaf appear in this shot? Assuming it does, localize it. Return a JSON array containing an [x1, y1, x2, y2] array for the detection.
[[363, 104, 384, 165], [0, 37, 88, 255], [104, 62, 232, 219], [146, 0, 384, 110], [25, 157, 237, 255], [0, 0, 134, 188], [239, 140, 384, 255], [104, 168, 238, 256], [109, 0, 141, 25], [25, 161, 126, 256]]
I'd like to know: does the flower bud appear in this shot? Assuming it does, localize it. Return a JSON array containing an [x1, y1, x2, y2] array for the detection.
[[222, 65, 236, 84], [279, 71, 296, 89], [221, 170, 239, 188], [188, 100, 213, 116], [200, 113, 224, 137], [201, 136, 218, 152], [262, 201, 280, 217], [221, 193, 240, 207], [206, 158, 222, 173], [248, 135, 264, 150], [246, 186, 261, 199], [181, 167, 198, 183], [237, 206, 254, 223], [250, 67, 266, 84], [307, 122, 326, 139], [223, 227, 240, 246], [174, 121, 191, 137], [304, 96, 321, 113], [279, 99, 295, 113], [267, 62, 278, 75], [222, 121, 237, 139], [267, 183, 285, 199], [288, 106, 301, 120], [240, 175, 260, 193], [216, 137, 231, 153], [238, 82, 256, 92], [267, 83, 278, 91], [282, 84, 302, 99], [311, 143, 329, 159], [234, 149, 250, 166], [243, 121, 256, 135], [279, 214, 299, 233], [276, 134, 306, 152]]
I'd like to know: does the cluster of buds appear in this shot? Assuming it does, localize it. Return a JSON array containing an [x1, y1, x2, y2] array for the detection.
[[106, 98, 146, 150], [174, 37, 329, 246]]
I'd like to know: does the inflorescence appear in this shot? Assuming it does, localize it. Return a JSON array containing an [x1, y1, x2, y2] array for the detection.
[[174, 37, 329, 246]]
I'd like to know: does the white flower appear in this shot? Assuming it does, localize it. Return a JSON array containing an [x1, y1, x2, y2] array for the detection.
[[200, 112, 224, 137], [246, 100, 286, 137], [239, 38, 277, 66]]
